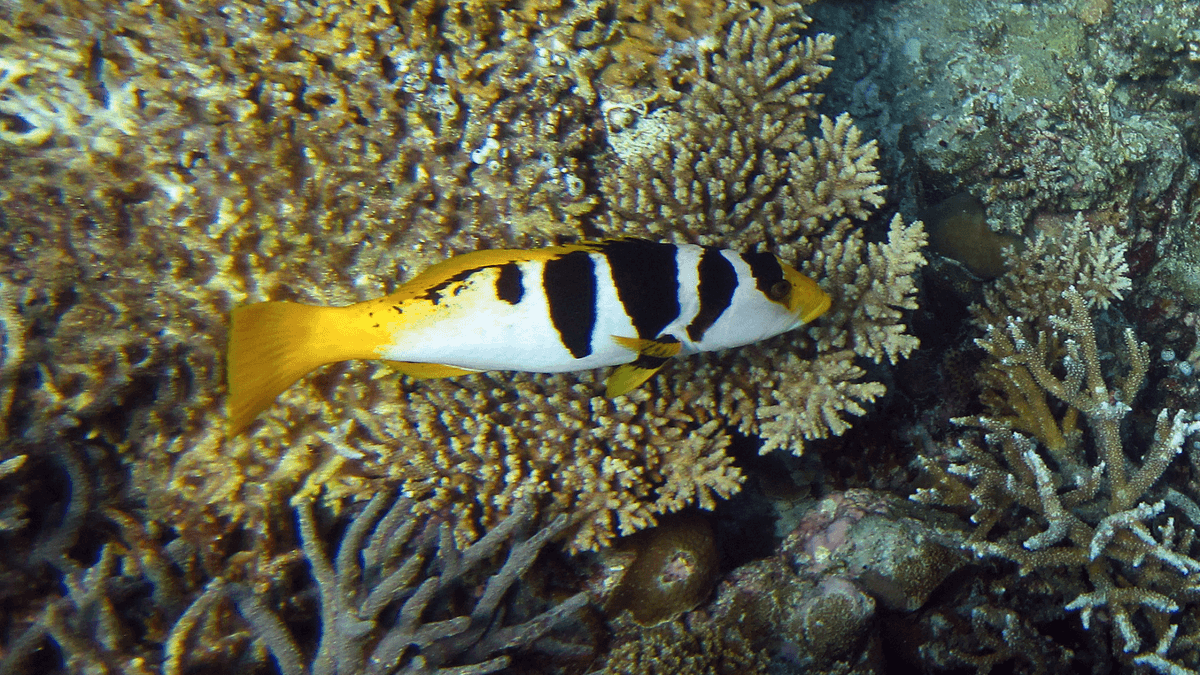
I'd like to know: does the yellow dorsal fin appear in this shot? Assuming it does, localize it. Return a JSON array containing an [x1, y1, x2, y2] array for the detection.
[[226, 301, 378, 435], [390, 243, 600, 302], [606, 335, 683, 397]]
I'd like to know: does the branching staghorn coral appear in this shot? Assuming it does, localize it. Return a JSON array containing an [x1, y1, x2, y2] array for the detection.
[[973, 210, 1132, 331], [0, 502, 208, 675], [915, 252, 1200, 668], [966, 212, 1132, 461], [0, 544, 134, 675], [914, 601, 1077, 673], [0, 0, 924, 557], [169, 492, 590, 675], [0, 490, 590, 674]]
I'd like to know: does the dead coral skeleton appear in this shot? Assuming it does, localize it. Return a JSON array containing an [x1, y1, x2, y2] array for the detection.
[[165, 492, 591, 675], [0, 277, 22, 439]]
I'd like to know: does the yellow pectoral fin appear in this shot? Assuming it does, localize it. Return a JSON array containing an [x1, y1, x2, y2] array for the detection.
[[383, 361, 481, 379], [612, 335, 683, 359], [605, 335, 683, 397], [606, 363, 668, 397]]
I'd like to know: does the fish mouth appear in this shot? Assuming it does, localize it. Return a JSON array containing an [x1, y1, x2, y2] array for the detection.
[[797, 291, 832, 324]]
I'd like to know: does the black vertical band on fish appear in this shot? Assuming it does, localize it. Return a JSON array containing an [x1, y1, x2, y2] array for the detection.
[[601, 238, 680, 339], [743, 250, 786, 297], [687, 247, 738, 342], [543, 250, 598, 359], [495, 262, 524, 305]]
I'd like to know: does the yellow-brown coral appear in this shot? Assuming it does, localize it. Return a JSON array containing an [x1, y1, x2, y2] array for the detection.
[[596, 613, 768, 675], [0, 0, 924, 556]]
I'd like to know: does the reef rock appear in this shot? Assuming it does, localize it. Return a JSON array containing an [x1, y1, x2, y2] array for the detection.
[[710, 489, 963, 673]]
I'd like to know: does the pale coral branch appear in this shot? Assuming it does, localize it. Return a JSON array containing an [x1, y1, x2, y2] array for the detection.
[[1020, 447, 1072, 551], [1089, 501, 1165, 561], [163, 579, 230, 675], [1002, 287, 1153, 510], [0, 278, 23, 439]]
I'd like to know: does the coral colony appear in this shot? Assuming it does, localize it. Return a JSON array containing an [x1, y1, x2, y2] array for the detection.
[[1, 0, 1199, 673]]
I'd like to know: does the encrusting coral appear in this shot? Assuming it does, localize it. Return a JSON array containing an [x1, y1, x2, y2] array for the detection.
[[594, 613, 768, 675], [0, 0, 925, 556], [707, 490, 962, 672], [914, 214, 1200, 671]]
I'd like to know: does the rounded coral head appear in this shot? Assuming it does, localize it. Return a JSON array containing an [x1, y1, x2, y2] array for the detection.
[[602, 512, 718, 626]]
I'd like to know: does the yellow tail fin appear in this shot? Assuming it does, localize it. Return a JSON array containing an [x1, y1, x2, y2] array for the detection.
[[226, 301, 371, 435]]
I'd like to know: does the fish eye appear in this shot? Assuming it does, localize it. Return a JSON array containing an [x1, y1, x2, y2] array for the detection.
[[768, 280, 791, 302]]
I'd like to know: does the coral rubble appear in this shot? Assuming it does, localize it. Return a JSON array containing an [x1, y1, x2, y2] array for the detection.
[[814, 0, 1200, 235]]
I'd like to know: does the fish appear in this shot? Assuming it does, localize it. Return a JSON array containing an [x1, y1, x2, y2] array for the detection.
[[226, 238, 831, 434]]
